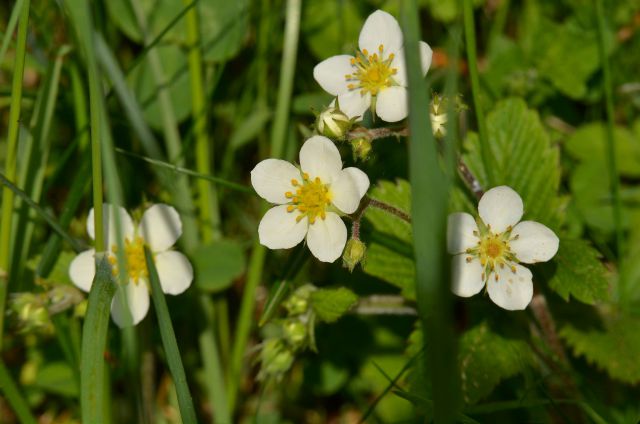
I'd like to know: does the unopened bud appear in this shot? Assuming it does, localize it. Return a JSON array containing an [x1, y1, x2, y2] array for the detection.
[[283, 319, 307, 346], [284, 284, 315, 316], [316, 105, 353, 140], [259, 339, 295, 380], [430, 112, 448, 138], [342, 238, 367, 272], [351, 137, 372, 161]]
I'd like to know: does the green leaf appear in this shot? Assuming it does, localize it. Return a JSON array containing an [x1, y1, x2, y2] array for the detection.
[[463, 98, 563, 229], [193, 240, 245, 293], [309, 287, 358, 323], [363, 243, 416, 300], [565, 123, 640, 178], [27, 251, 75, 286], [561, 312, 640, 384], [532, 18, 601, 99], [106, 0, 248, 62], [301, 0, 361, 59], [459, 323, 533, 404], [547, 237, 609, 304], [365, 179, 412, 243], [34, 362, 78, 397]]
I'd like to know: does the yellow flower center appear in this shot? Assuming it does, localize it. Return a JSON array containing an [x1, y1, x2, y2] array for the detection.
[[108, 236, 148, 284], [284, 173, 332, 225], [345, 44, 398, 96], [466, 224, 518, 283]]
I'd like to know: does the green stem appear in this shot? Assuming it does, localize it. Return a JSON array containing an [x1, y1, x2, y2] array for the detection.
[[0, 359, 37, 424], [145, 247, 198, 424], [594, 0, 623, 257], [0, 0, 25, 66], [0, 0, 30, 349], [463, 0, 494, 185], [270, 0, 301, 158], [401, 1, 458, 422], [183, 0, 221, 242]]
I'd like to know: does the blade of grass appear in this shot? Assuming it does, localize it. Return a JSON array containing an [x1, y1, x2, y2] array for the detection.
[[401, 2, 458, 423], [11, 45, 70, 289], [183, 0, 220, 241], [0, 172, 83, 252], [79, 257, 117, 422], [0, 359, 37, 424], [594, 0, 623, 258], [144, 247, 198, 423], [0, 0, 30, 350], [0, 0, 25, 66], [130, 0, 199, 252], [463, 0, 494, 185]]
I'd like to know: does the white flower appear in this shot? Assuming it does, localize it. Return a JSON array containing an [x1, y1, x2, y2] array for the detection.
[[447, 186, 559, 311], [313, 10, 433, 123], [251, 135, 370, 262], [69, 203, 193, 327]]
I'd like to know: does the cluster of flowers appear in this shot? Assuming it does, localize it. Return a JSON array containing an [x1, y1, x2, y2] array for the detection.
[[67, 10, 560, 328]]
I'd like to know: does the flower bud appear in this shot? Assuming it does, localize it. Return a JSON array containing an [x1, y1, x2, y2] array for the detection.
[[284, 284, 315, 316], [342, 238, 367, 272], [259, 339, 295, 380], [283, 319, 307, 346], [316, 105, 353, 140], [351, 137, 372, 161]]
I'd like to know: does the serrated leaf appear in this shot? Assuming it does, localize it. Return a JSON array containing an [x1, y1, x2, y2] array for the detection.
[[547, 238, 609, 304], [309, 287, 358, 323], [193, 240, 245, 293], [532, 18, 600, 99], [365, 179, 412, 243], [561, 313, 640, 384], [459, 323, 533, 404], [463, 98, 562, 229], [362, 243, 415, 300]]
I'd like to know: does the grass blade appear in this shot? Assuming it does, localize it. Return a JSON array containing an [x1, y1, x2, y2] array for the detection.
[[80, 257, 117, 422], [0, 0, 25, 66], [0, 359, 37, 424], [144, 247, 198, 423], [401, 1, 458, 422]]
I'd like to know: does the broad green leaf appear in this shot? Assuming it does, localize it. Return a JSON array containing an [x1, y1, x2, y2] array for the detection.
[[34, 362, 78, 397], [127, 44, 191, 130], [565, 123, 640, 178], [532, 18, 600, 99], [362, 179, 415, 299], [459, 323, 533, 404], [229, 107, 271, 149], [27, 251, 75, 286], [309, 287, 358, 323], [193, 240, 245, 293], [463, 98, 562, 229], [301, 0, 361, 59], [106, 0, 248, 62], [547, 237, 609, 304], [561, 312, 640, 385], [363, 243, 416, 300], [419, 0, 484, 23]]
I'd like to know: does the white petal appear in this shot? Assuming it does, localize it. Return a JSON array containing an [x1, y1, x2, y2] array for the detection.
[[329, 169, 366, 214], [111, 280, 150, 328], [451, 255, 485, 297], [342, 167, 370, 198], [87, 204, 134, 249], [376, 86, 408, 122], [306, 212, 347, 263], [478, 186, 524, 234], [299, 135, 343, 183], [359, 10, 403, 56], [447, 213, 480, 254], [510, 221, 559, 264], [391, 42, 432, 87], [250, 159, 301, 204], [258, 205, 308, 249], [487, 263, 533, 311], [139, 204, 182, 252], [154, 251, 193, 295], [335, 90, 371, 120], [313, 55, 354, 96], [69, 249, 96, 292]]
